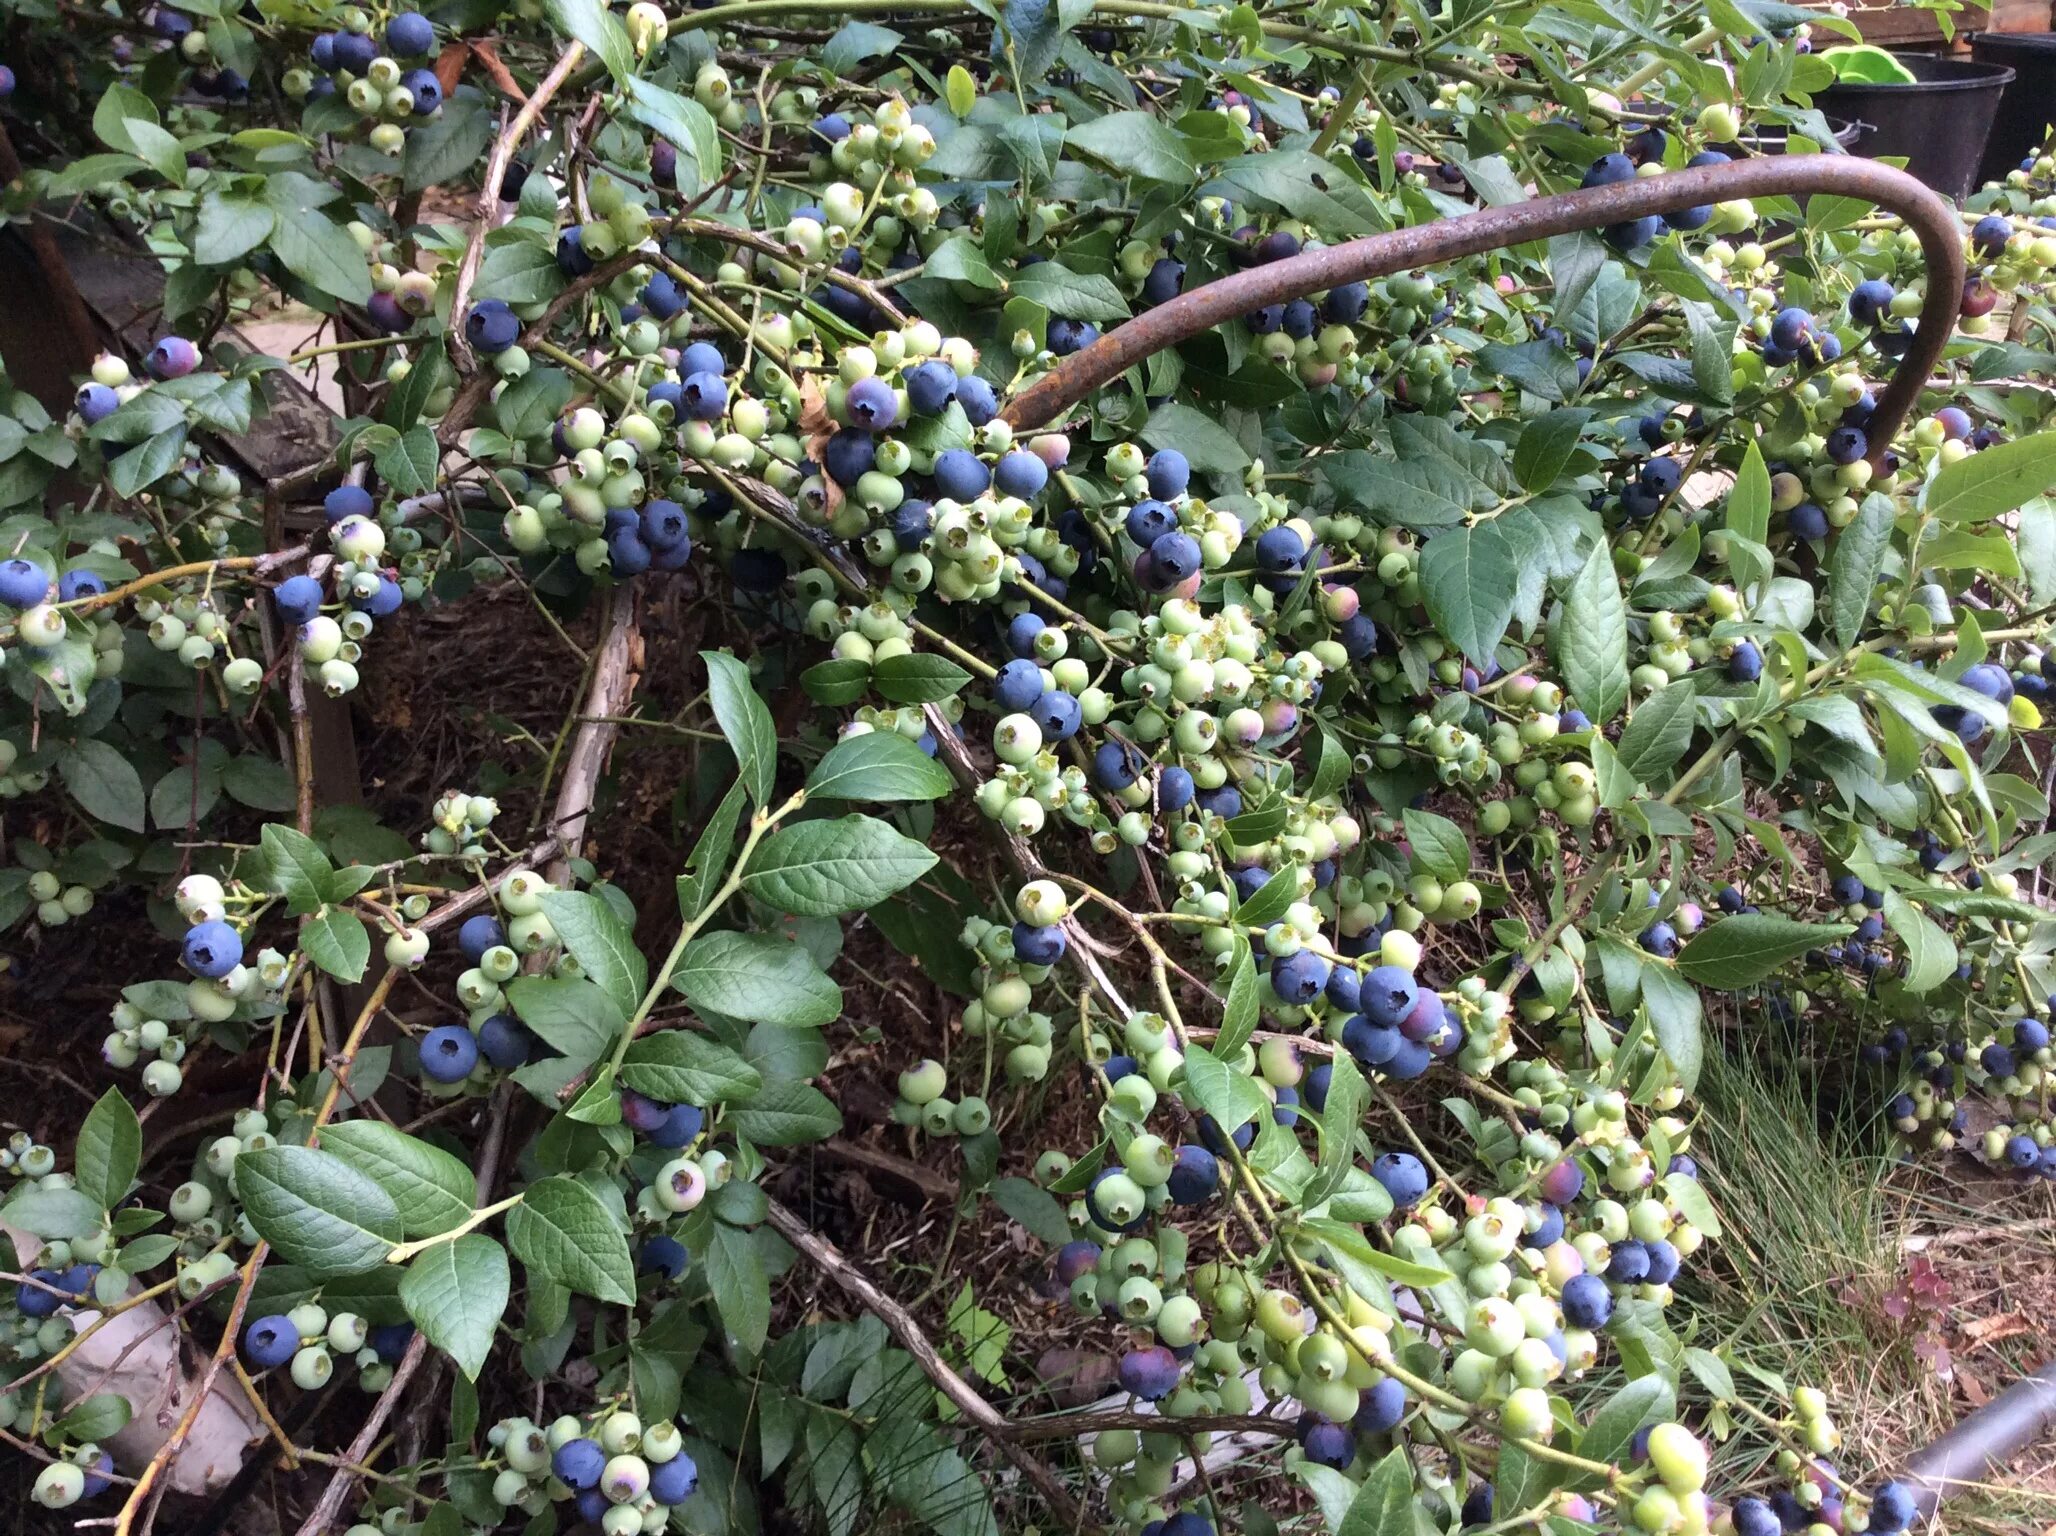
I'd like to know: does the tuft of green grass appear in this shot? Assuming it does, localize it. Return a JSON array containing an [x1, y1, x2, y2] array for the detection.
[[1688, 1041, 1905, 1384]]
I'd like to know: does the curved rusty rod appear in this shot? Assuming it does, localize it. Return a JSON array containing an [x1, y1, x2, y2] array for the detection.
[[1002, 155, 1966, 466]]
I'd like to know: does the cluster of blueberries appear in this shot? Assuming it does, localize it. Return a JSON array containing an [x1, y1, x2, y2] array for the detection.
[[1578, 137, 1726, 251], [305, 12, 442, 114]]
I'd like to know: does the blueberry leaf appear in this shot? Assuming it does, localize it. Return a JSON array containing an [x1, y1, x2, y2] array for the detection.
[[1419, 521, 1517, 667], [235, 1145, 403, 1277], [702, 650, 778, 808], [805, 731, 953, 802], [1673, 914, 1852, 989], [740, 815, 938, 917], [537, 890, 647, 1020], [75, 1088, 141, 1212], [303, 906, 371, 983], [504, 1176, 634, 1305], [1557, 544, 1630, 726], [671, 931, 842, 1030], [398, 1234, 507, 1382], [324, 1121, 475, 1238]]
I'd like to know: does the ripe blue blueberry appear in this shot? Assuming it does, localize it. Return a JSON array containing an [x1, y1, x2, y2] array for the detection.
[[1092, 741, 1140, 790], [811, 113, 851, 145], [325, 485, 374, 523], [1012, 922, 1066, 966], [1560, 1273, 1614, 1328], [1343, 1015, 1404, 1070], [994, 450, 1049, 500], [891, 499, 933, 548], [1731, 1498, 1780, 1536], [553, 1437, 606, 1490], [1325, 966, 1362, 1012], [1147, 531, 1201, 585], [1141, 257, 1185, 307], [182, 920, 243, 978], [419, 1025, 479, 1083], [15, 1270, 63, 1320], [1255, 525, 1306, 574], [1125, 499, 1177, 546], [1581, 152, 1635, 188], [1029, 688, 1082, 741], [642, 500, 690, 550], [821, 429, 875, 487], [464, 300, 520, 355], [399, 68, 440, 113], [244, 1314, 300, 1368], [1165, 1144, 1219, 1205], [458, 913, 506, 963], [272, 575, 323, 626], [1849, 278, 1895, 325], [1825, 426, 1868, 466], [76, 383, 119, 425], [1960, 662, 2014, 705], [639, 1234, 690, 1280], [1971, 214, 2012, 258], [606, 528, 651, 576], [2006, 1132, 2039, 1167], [1158, 766, 1194, 811], [1786, 502, 1829, 540], [1727, 641, 1763, 683], [845, 376, 897, 431], [1640, 921, 1679, 958], [1048, 317, 1100, 355], [1118, 1345, 1182, 1400], [1359, 965, 1419, 1028], [148, 335, 199, 379], [994, 658, 1045, 712], [1607, 1241, 1650, 1283], [1642, 1238, 1680, 1284], [1371, 1151, 1428, 1208], [955, 374, 998, 426], [1603, 215, 1662, 251], [386, 10, 434, 53], [1280, 299, 1318, 340], [352, 577, 404, 618], [1145, 449, 1190, 500], [310, 31, 337, 67], [1354, 1376, 1407, 1434], [1300, 1419, 1354, 1469], [1322, 281, 1369, 324], [1054, 1240, 1100, 1284], [649, 1102, 705, 1149], [331, 30, 377, 70], [556, 227, 595, 277], [906, 361, 957, 415], [648, 1451, 699, 1505], [1302, 1062, 1331, 1112], [1638, 457, 1683, 498], [57, 569, 106, 603], [1270, 948, 1331, 1005], [476, 1013, 534, 1068], [640, 272, 687, 321], [1333, 611, 1378, 661], [933, 448, 990, 501], [1769, 307, 1813, 351], [1007, 612, 1046, 658]]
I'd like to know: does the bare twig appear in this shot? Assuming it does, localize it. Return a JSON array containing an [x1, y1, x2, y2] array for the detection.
[[446, 40, 589, 374]]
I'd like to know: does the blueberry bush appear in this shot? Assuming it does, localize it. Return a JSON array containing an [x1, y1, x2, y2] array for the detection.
[[0, 0, 2054, 1532]]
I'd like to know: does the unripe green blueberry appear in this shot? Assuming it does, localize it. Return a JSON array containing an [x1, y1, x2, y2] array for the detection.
[[291, 1344, 334, 1389]]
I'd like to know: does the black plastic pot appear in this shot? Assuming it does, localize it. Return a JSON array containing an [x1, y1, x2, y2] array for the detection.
[[1971, 32, 2056, 190], [1818, 54, 2016, 202]]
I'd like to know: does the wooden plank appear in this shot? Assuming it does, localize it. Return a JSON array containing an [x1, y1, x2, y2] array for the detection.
[[1818, 0, 2050, 47]]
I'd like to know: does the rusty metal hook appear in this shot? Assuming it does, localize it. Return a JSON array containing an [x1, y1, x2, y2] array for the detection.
[[1002, 155, 1965, 468]]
